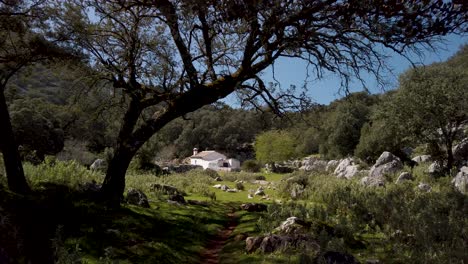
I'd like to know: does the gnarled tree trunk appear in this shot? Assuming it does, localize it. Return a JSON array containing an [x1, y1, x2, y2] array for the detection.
[[0, 86, 30, 194]]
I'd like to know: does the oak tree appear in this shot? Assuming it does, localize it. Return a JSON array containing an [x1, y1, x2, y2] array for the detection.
[[53, 0, 467, 204]]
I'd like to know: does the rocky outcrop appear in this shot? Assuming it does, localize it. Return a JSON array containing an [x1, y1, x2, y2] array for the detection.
[[334, 158, 360, 179], [326, 160, 340, 172], [395, 172, 413, 184], [245, 234, 318, 254], [452, 166, 468, 194], [90, 159, 107, 171], [246, 216, 318, 254], [428, 161, 443, 176], [453, 138, 468, 166], [412, 155, 431, 164], [126, 188, 150, 208], [364, 152, 403, 186], [275, 217, 310, 234], [254, 186, 265, 196], [299, 157, 327, 172]]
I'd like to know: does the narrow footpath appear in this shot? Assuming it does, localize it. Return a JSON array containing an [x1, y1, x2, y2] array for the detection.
[[199, 212, 238, 264]]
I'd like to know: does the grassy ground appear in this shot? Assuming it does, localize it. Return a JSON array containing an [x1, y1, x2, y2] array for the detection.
[[1, 159, 466, 263]]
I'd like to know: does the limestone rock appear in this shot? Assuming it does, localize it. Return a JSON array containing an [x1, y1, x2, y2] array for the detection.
[[412, 155, 431, 164], [126, 188, 150, 208], [366, 152, 403, 186], [254, 187, 265, 196], [396, 172, 413, 184], [428, 161, 443, 176], [245, 236, 264, 253], [326, 160, 340, 172], [90, 159, 107, 171], [275, 217, 309, 234], [452, 166, 468, 194], [453, 138, 468, 164], [334, 158, 361, 179]]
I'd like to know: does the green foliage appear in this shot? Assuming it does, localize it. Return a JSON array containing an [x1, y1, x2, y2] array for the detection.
[[241, 159, 262, 172], [10, 98, 65, 162], [24, 158, 103, 187], [319, 92, 377, 159], [254, 130, 298, 163]]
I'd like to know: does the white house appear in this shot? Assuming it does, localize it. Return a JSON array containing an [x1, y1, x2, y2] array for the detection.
[[190, 148, 240, 171]]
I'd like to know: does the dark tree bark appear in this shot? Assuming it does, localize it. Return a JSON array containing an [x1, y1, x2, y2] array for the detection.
[[0, 85, 30, 194]]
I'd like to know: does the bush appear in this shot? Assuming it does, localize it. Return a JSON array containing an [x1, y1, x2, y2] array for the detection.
[[241, 160, 261, 172], [235, 182, 245, 191]]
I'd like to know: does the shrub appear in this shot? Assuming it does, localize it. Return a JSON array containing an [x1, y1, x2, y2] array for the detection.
[[235, 182, 245, 191], [241, 160, 261, 172]]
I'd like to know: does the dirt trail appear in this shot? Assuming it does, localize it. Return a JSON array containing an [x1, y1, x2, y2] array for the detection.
[[200, 212, 238, 264]]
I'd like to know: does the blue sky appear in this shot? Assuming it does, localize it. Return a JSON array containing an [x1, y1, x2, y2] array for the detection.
[[255, 34, 468, 105]]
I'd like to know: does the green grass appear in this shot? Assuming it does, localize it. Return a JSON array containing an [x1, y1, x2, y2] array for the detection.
[[3, 159, 465, 263]]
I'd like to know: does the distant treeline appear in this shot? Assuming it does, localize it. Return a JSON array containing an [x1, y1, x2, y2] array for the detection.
[[7, 45, 468, 168]]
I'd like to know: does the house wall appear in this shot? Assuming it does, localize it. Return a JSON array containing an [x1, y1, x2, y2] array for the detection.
[[190, 158, 213, 169], [228, 159, 240, 169]]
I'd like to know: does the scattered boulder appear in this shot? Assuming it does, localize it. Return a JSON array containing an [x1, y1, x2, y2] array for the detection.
[[452, 166, 468, 194], [150, 183, 186, 196], [90, 159, 107, 171], [246, 236, 265, 253], [259, 235, 291, 253], [412, 155, 431, 164], [418, 182, 431, 192], [240, 203, 267, 212], [366, 152, 403, 186], [316, 251, 360, 264], [326, 160, 340, 172], [226, 188, 238, 193], [300, 159, 327, 172], [214, 176, 223, 181], [254, 187, 265, 196], [275, 217, 310, 234], [246, 234, 319, 254], [213, 184, 222, 189], [334, 158, 360, 179], [126, 188, 150, 208], [247, 194, 254, 199], [220, 185, 230, 191], [428, 161, 443, 176], [453, 138, 468, 165], [395, 172, 413, 184], [360, 176, 385, 187], [168, 194, 186, 204]]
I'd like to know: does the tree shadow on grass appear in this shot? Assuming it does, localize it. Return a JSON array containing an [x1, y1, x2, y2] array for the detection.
[[0, 183, 229, 264]]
